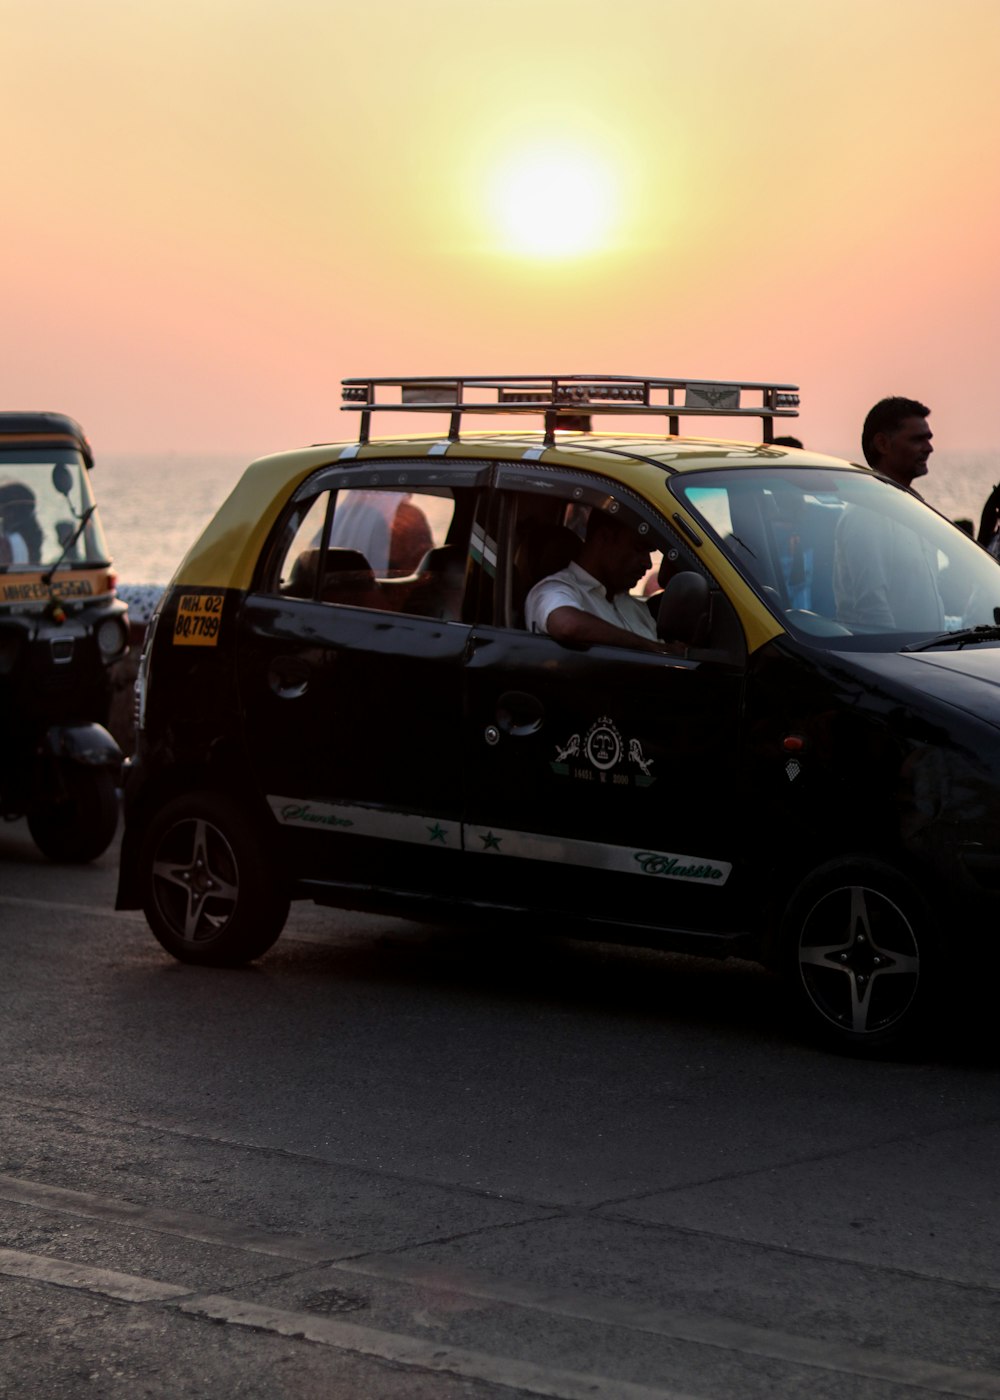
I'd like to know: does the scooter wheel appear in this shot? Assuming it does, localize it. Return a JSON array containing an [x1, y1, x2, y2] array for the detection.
[[27, 767, 119, 864]]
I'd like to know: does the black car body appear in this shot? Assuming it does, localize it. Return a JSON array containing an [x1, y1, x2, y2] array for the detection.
[[116, 375, 1000, 1051]]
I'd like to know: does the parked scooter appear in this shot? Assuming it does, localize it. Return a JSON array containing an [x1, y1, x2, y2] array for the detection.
[[0, 413, 128, 861]]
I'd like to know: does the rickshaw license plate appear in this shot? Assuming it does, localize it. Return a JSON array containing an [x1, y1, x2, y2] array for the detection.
[[173, 593, 224, 646]]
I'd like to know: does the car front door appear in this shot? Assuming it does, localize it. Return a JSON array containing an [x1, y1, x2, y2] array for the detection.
[[463, 466, 748, 941]]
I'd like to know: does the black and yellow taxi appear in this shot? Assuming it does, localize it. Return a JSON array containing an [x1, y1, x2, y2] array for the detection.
[[117, 375, 1000, 1053], [0, 412, 128, 861]]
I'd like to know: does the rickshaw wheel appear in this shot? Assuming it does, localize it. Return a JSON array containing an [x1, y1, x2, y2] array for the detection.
[[27, 767, 119, 864]]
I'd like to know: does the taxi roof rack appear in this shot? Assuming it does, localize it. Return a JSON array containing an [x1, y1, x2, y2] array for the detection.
[[341, 374, 799, 446]]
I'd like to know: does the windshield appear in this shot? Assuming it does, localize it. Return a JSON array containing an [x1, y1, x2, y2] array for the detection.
[[671, 466, 1000, 650], [0, 450, 109, 572]]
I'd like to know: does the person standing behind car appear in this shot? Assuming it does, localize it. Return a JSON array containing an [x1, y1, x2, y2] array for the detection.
[[327, 490, 433, 576], [976, 483, 1000, 558], [834, 397, 944, 629], [860, 396, 933, 491]]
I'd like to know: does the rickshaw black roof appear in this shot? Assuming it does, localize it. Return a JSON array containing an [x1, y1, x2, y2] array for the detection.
[[0, 413, 94, 469]]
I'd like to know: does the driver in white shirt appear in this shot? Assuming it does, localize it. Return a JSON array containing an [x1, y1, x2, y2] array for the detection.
[[525, 511, 670, 655]]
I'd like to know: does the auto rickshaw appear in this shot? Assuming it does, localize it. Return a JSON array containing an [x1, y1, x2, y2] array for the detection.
[[0, 412, 129, 861]]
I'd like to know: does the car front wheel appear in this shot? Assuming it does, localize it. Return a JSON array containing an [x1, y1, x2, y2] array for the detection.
[[140, 792, 289, 965], [781, 859, 937, 1055]]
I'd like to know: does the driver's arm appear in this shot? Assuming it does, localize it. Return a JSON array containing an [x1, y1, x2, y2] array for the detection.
[[544, 604, 671, 654]]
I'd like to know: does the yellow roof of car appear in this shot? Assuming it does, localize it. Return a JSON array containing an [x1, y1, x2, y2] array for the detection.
[[172, 429, 862, 657]]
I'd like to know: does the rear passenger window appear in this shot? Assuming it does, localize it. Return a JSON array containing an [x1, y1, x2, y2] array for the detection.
[[329, 488, 445, 577], [276, 493, 330, 599], [273, 486, 467, 620]]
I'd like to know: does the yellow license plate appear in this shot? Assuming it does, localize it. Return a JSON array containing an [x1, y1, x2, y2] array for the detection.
[[173, 593, 224, 646]]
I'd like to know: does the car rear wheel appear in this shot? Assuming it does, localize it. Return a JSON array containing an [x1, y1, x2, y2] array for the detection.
[[781, 859, 937, 1055], [140, 792, 289, 965], [28, 766, 119, 864]]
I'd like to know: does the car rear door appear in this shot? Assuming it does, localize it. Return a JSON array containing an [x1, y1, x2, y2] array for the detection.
[[236, 459, 491, 900]]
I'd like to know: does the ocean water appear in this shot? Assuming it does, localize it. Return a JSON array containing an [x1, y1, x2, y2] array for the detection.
[[100, 452, 251, 587], [97, 448, 1000, 588]]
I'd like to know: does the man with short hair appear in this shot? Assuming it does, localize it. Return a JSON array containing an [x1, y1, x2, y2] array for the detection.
[[525, 511, 668, 654], [835, 396, 942, 628], [860, 397, 933, 490]]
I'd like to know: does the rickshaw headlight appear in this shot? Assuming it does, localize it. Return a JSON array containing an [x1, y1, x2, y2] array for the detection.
[[96, 616, 129, 660]]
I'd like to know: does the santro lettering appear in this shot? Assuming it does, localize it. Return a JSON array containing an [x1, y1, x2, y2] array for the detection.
[[281, 803, 353, 828]]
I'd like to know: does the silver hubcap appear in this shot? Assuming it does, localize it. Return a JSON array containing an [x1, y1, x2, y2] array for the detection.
[[797, 883, 920, 1035], [151, 817, 239, 943]]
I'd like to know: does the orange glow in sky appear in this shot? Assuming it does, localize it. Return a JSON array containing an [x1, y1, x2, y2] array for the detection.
[[3, 0, 1000, 455]]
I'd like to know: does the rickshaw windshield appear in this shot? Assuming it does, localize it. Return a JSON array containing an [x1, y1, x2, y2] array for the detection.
[[0, 450, 110, 571], [671, 466, 1000, 652]]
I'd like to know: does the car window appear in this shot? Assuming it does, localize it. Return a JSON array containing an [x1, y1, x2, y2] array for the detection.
[[275, 493, 330, 598], [498, 488, 690, 630], [270, 485, 470, 621], [673, 467, 1000, 648]]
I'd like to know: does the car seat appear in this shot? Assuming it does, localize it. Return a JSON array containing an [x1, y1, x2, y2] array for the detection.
[[399, 544, 468, 620], [318, 548, 381, 608], [512, 522, 583, 626]]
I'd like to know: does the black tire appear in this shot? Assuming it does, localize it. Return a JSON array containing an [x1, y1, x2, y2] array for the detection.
[[780, 858, 937, 1055], [140, 792, 289, 965], [27, 766, 119, 864]]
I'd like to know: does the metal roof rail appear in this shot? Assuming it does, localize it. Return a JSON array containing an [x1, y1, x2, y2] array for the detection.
[[341, 374, 799, 446]]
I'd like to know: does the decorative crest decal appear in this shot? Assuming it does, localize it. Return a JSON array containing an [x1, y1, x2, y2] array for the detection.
[[551, 716, 655, 788]]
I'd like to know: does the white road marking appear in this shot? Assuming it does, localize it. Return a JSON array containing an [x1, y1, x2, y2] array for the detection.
[[184, 1294, 699, 1399], [2, 1174, 999, 1396], [0, 1246, 186, 1303], [350, 1256, 1000, 1399], [0, 1175, 336, 1263], [0, 1246, 694, 1400]]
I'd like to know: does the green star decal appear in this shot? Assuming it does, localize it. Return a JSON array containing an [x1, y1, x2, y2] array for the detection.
[[427, 823, 448, 844], [479, 831, 502, 851]]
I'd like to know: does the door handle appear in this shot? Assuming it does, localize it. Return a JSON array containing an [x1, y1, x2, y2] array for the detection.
[[267, 655, 312, 699], [494, 690, 543, 737]]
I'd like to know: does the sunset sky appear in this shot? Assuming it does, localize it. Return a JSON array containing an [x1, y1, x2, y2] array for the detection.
[[5, 0, 1000, 456]]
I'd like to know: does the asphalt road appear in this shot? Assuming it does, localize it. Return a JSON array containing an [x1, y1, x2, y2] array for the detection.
[[2, 817, 1000, 1399]]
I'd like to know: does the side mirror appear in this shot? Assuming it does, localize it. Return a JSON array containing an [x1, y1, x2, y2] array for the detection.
[[52, 463, 74, 498], [657, 570, 711, 646]]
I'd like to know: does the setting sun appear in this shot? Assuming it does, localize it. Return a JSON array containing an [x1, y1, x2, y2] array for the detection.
[[487, 143, 618, 258]]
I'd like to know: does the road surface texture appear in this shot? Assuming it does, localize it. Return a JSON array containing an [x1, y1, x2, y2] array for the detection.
[[2, 817, 999, 1399]]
